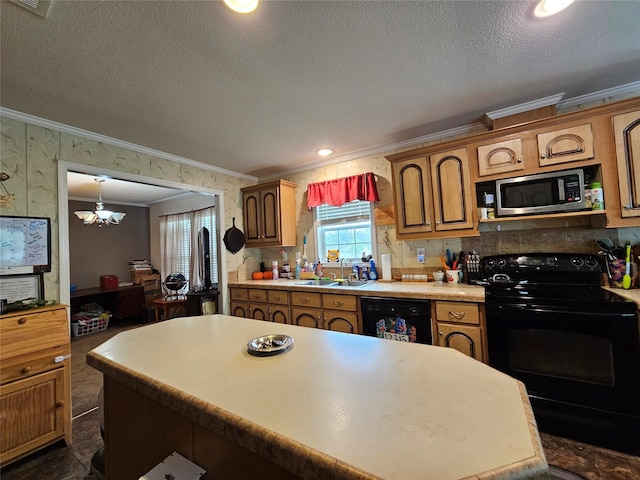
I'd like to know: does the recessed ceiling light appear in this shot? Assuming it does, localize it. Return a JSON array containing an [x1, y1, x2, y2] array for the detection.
[[223, 0, 259, 14], [317, 149, 333, 157], [533, 0, 574, 18]]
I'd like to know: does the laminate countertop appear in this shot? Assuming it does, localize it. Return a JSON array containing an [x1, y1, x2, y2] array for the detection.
[[228, 279, 486, 303], [87, 314, 548, 480]]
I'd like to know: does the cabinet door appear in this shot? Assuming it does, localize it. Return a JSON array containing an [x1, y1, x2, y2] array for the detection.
[[230, 302, 249, 318], [477, 138, 525, 177], [291, 308, 322, 329], [1, 369, 66, 464], [324, 311, 359, 334], [436, 323, 484, 362], [392, 157, 432, 235], [430, 148, 474, 231], [613, 110, 640, 217], [249, 303, 269, 321], [269, 306, 289, 324], [117, 288, 144, 320], [260, 186, 281, 244], [243, 191, 262, 244], [537, 123, 594, 166]]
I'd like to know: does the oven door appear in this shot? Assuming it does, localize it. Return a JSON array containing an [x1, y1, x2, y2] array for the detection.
[[486, 303, 640, 415]]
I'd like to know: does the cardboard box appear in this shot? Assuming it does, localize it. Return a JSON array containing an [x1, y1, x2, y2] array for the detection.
[[100, 275, 118, 289], [132, 272, 161, 290], [131, 269, 152, 282]]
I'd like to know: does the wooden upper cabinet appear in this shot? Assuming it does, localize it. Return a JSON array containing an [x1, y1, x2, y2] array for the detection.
[[241, 180, 297, 248], [613, 110, 640, 217], [477, 138, 524, 177], [390, 148, 475, 238], [430, 148, 474, 231], [392, 157, 432, 235], [537, 123, 594, 166]]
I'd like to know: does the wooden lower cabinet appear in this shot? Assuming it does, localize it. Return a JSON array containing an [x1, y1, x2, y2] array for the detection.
[[230, 288, 361, 333], [432, 301, 486, 363], [291, 307, 322, 328], [104, 377, 301, 479], [0, 368, 67, 463], [0, 305, 71, 466]]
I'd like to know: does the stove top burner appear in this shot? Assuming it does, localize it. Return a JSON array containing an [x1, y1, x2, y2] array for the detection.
[[479, 253, 636, 313]]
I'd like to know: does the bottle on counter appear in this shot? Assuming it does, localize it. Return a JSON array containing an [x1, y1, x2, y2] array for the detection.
[[369, 259, 378, 280], [361, 267, 369, 281], [316, 261, 323, 278], [272, 261, 279, 280]]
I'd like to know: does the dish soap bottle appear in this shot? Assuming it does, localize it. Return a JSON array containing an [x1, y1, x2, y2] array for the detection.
[[369, 259, 378, 280]]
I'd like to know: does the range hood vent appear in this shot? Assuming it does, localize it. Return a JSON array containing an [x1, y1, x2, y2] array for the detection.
[[10, 0, 51, 18]]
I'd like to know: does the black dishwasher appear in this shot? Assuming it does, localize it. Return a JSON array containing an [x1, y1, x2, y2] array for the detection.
[[361, 297, 432, 345]]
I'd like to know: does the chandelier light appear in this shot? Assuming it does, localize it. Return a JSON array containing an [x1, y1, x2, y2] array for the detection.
[[74, 178, 126, 227]]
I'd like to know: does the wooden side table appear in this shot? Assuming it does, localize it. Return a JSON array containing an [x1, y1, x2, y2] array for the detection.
[[152, 297, 188, 322]]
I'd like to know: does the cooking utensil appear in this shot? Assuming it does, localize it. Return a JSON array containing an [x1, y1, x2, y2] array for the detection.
[[623, 241, 632, 289], [223, 217, 245, 254]]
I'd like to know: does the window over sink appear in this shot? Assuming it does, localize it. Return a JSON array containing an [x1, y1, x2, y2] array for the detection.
[[315, 200, 375, 262]]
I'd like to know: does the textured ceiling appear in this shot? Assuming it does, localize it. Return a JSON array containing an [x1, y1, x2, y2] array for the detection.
[[2, 0, 639, 179]]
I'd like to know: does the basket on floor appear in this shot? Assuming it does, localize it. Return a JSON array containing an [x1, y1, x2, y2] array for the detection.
[[72, 314, 110, 337]]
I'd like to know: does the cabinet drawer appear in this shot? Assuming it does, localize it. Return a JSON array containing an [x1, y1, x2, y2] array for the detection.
[[434, 302, 480, 325], [322, 294, 357, 312], [1, 307, 68, 358], [1, 346, 67, 385], [230, 288, 248, 301], [290, 292, 321, 308], [248, 289, 267, 303], [267, 290, 289, 305]]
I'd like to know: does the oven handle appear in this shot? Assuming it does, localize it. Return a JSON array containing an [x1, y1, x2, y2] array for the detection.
[[491, 303, 570, 313]]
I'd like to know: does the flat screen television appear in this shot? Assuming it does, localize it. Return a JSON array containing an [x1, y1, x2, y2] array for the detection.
[[0, 216, 52, 274]]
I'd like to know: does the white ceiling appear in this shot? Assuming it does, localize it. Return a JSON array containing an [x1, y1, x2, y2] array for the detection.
[[67, 171, 194, 206], [2, 0, 640, 180]]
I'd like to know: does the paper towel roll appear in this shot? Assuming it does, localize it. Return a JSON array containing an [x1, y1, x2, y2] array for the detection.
[[381, 254, 392, 281]]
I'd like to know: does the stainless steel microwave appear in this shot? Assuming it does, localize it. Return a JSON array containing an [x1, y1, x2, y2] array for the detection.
[[496, 168, 586, 217]]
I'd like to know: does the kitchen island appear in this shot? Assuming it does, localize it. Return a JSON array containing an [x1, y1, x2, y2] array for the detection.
[[87, 315, 548, 480]]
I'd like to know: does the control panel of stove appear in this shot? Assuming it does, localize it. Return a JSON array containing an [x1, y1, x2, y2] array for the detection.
[[482, 253, 602, 274]]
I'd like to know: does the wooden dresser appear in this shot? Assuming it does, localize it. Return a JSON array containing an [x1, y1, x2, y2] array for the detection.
[[0, 305, 71, 466]]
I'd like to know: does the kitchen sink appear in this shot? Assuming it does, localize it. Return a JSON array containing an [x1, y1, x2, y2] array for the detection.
[[331, 280, 374, 287], [294, 279, 338, 286]]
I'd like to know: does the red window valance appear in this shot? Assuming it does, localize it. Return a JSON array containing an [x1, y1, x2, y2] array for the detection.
[[307, 172, 379, 208]]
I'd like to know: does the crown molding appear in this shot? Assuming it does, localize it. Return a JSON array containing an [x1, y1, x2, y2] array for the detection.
[[485, 93, 566, 120], [557, 81, 640, 109], [0, 108, 258, 182]]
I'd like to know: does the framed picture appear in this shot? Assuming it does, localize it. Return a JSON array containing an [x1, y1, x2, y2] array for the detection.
[[0, 273, 44, 304]]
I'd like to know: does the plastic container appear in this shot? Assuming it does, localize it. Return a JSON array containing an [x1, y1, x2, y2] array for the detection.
[[272, 261, 279, 280], [591, 182, 604, 210]]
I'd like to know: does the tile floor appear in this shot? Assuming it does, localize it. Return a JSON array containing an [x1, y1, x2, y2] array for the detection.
[[1, 321, 639, 480]]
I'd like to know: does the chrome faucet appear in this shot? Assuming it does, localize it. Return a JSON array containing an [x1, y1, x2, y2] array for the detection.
[[340, 258, 347, 280]]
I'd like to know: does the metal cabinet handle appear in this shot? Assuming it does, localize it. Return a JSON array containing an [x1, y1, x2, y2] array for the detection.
[[517, 157, 523, 163], [21, 366, 32, 374], [18, 317, 27, 325], [540, 154, 546, 159], [333, 301, 344, 307], [301, 298, 309, 304], [439, 331, 444, 336], [273, 296, 283, 301], [448, 311, 465, 320]]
